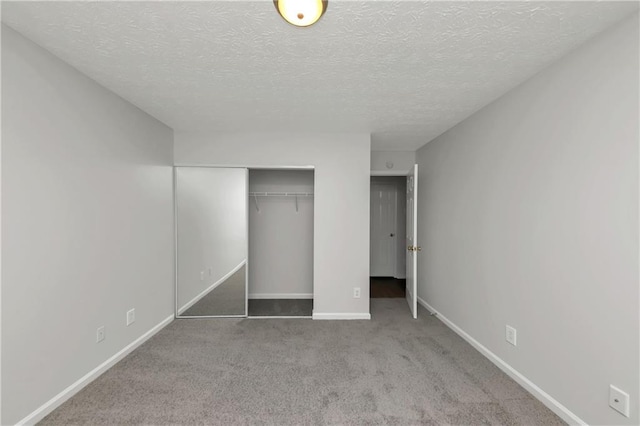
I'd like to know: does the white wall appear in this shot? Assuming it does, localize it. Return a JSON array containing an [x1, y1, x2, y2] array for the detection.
[[1, 25, 175, 424], [248, 170, 314, 299], [176, 167, 247, 312], [416, 13, 639, 426], [175, 133, 371, 318], [371, 150, 416, 175]]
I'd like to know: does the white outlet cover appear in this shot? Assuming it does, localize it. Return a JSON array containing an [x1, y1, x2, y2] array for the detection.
[[126, 309, 135, 326], [96, 326, 105, 343], [506, 325, 517, 346], [354, 288, 361, 298], [609, 385, 630, 417]]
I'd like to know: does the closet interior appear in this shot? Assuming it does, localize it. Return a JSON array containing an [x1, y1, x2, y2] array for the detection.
[[248, 169, 314, 317]]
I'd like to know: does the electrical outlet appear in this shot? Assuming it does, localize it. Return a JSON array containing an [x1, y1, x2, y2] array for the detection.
[[506, 325, 517, 346], [96, 326, 105, 343], [126, 308, 135, 326], [353, 287, 361, 298], [609, 385, 630, 417], [200, 271, 205, 281]]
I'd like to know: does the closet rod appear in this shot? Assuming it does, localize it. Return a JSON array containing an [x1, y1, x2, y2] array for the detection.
[[248, 192, 314, 197]]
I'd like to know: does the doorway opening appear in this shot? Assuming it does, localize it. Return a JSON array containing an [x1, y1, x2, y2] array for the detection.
[[247, 169, 315, 318], [370, 176, 407, 298], [369, 164, 419, 319]]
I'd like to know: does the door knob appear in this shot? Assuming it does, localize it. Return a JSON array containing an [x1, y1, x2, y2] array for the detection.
[[407, 245, 414, 251], [416, 246, 422, 252]]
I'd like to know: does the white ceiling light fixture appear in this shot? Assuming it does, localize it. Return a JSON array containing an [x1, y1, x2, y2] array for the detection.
[[274, 0, 328, 27]]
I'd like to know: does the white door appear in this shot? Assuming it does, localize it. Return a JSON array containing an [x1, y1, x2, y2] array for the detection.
[[370, 182, 397, 276], [406, 165, 418, 319]]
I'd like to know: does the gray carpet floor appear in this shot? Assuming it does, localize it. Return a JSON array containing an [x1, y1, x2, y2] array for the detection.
[[181, 266, 246, 317], [248, 298, 313, 317], [40, 299, 564, 425]]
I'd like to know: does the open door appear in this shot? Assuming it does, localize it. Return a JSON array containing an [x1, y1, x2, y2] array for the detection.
[[406, 164, 418, 319]]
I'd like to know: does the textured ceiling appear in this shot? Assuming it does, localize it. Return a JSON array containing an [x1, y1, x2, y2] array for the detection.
[[2, 1, 638, 150]]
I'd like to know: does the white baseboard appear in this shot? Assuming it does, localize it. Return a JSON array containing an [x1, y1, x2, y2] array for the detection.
[[312, 312, 371, 320], [178, 260, 246, 315], [248, 316, 311, 319], [416, 296, 586, 425], [249, 293, 313, 299], [17, 314, 174, 426]]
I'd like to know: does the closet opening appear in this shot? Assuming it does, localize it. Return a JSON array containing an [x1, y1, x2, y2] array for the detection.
[[248, 169, 315, 318], [174, 166, 314, 320], [370, 176, 407, 299]]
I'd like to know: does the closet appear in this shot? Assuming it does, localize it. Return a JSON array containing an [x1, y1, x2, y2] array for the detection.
[[174, 166, 314, 318]]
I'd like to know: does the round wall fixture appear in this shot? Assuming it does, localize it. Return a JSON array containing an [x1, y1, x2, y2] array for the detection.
[[386, 161, 394, 169], [274, 0, 328, 27]]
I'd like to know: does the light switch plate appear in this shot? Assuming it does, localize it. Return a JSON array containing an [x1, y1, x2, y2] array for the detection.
[[609, 385, 630, 417]]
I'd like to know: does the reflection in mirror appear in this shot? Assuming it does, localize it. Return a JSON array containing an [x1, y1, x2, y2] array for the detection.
[[175, 167, 248, 317]]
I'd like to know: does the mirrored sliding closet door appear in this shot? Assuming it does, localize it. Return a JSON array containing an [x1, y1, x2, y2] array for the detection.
[[175, 167, 248, 317]]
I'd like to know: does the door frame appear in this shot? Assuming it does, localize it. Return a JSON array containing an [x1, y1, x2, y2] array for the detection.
[[370, 167, 418, 318]]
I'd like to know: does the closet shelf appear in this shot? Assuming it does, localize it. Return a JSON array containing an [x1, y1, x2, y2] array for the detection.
[[249, 192, 314, 213]]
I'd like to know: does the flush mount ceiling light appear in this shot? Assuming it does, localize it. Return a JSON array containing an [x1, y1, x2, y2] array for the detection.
[[274, 0, 328, 27]]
